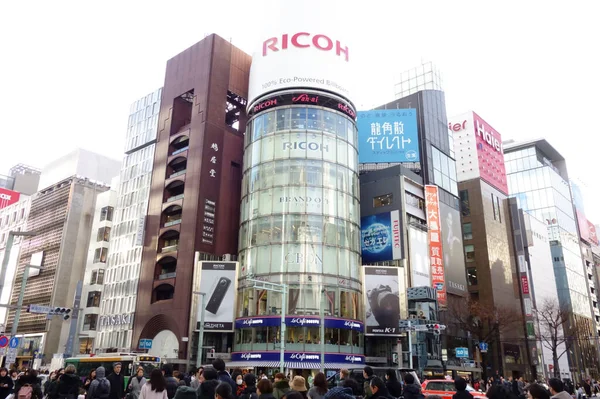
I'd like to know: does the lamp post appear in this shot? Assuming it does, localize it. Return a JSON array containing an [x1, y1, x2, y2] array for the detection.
[[193, 291, 206, 368], [0, 231, 37, 303], [12, 264, 42, 335], [246, 279, 288, 373]]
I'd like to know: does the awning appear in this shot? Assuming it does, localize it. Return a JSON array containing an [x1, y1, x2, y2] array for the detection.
[[285, 362, 321, 369], [226, 361, 281, 368], [226, 361, 363, 370]]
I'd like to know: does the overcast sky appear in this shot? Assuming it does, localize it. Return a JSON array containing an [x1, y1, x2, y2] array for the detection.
[[1, 1, 599, 220]]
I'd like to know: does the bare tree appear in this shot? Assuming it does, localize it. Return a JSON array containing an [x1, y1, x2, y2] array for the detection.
[[536, 299, 583, 378]]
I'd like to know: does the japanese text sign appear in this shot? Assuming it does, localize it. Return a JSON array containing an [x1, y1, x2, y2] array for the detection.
[[425, 185, 446, 307]]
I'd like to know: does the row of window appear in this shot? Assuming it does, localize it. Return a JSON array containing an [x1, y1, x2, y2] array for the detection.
[[431, 146, 458, 197], [246, 107, 358, 148], [243, 133, 359, 173], [242, 160, 359, 198], [0, 207, 26, 228]]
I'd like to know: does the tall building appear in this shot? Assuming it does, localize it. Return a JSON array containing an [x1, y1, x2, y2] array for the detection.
[[96, 88, 162, 353], [450, 111, 528, 377], [132, 36, 250, 363], [231, 14, 364, 371], [77, 177, 119, 354], [504, 139, 600, 380]]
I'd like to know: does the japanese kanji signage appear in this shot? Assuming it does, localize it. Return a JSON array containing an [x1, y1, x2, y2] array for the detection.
[[357, 109, 419, 164], [425, 185, 446, 307]]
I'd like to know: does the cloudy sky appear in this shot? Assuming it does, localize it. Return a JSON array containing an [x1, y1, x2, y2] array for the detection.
[[1, 1, 599, 219]]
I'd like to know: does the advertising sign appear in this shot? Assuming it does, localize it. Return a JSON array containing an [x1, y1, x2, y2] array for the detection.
[[231, 351, 365, 364], [248, 91, 356, 119], [439, 202, 468, 297], [0, 188, 20, 210], [425, 186, 446, 306], [521, 276, 530, 294], [247, 9, 355, 107], [357, 110, 419, 163], [235, 316, 364, 331], [195, 261, 238, 332], [455, 347, 469, 358], [363, 266, 402, 336], [576, 209, 599, 245], [408, 226, 431, 287], [361, 210, 402, 263]]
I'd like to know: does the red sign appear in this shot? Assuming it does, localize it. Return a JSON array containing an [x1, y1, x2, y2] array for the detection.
[[0, 188, 20, 210], [588, 221, 599, 246], [425, 185, 446, 307], [263, 33, 349, 61], [521, 276, 530, 295]]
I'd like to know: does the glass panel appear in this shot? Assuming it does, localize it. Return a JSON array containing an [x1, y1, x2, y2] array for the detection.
[[291, 107, 307, 129], [264, 111, 276, 135], [337, 139, 348, 166], [336, 116, 347, 140], [323, 111, 337, 135], [322, 135, 336, 164], [261, 137, 274, 163], [307, 109, 320, 131]]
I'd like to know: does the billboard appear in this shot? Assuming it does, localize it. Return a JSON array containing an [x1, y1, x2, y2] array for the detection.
[[425, 186, 446, 306], [247, 8, 355, 107], [0, 187, 20, 210], [408, 226, 431, 287], [576, 209, 599, 246], [363, 266, 402, 336], [361, 210, 402, 263], [194, 261, 238, 332], [357, 109, 419, 163], [439, 201, 468, 297]]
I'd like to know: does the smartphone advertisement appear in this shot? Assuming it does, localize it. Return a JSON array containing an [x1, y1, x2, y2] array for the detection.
[[195, 261, 238, 332]]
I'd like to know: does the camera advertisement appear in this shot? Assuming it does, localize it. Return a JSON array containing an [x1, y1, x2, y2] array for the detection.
[[194, 261, 238, 332], [363, 266, 402, 336]]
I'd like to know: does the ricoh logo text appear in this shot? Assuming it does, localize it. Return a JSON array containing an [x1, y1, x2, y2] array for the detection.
[[262, 33, 349, 62], [283, 142, 329, 152]]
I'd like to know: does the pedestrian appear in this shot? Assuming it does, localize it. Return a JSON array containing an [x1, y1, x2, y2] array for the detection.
[[384, 369, 402, 399], [215, 383, 234, 399], [363, 367, 375, 399], [0, 367, 14, 399], [140, 370, 167, 399], [273, 373, 290, 399], [10, 371, 19, 393], [583, 380, 593, 399], [212, 360, 236, 396], [198, 370, 220, 399], [239, 374, 258, 399], [369, 377, 394, 399], [549, 379, 572, 399], [107, 363, 125, 399], [190, 369, 202, 390], [322, 387, 354, 399], [486, 385, 517, 399], [340, 378, 360, 398], [54, 365, 81, 399], [172, 384, 197, 399], [337, 371, 349, 388], [257, 380, 275, 399], [527, 383, 550, 399], [289, 377, 307, 399], [14, 369, 43, 399], [88, 367, 111, 399], [453, 378, 473, 399], [283, 393, 305, 399], [402, 374, 424, 399], [308, 373, 327, 399], [160, 365, 179, 399], [84, 369, 97, 392], [126, 368, 147, 399]]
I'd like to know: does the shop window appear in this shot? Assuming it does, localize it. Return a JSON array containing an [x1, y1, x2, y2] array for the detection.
[[96, 227, 111, 242], [467, 268, 478, 286], [465, 245, 475, 262], [100, 206, 114, 222], [83, 314, 98, 331], [373, 193, 393, 208], [462, 223, 473, 240], [87, 291, 102, 307]]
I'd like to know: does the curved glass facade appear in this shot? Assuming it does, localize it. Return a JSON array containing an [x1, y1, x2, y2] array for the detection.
[[237, 91, 363, 338]]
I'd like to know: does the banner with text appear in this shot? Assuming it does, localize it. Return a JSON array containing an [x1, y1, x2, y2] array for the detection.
[[425, 185, 446, 307]]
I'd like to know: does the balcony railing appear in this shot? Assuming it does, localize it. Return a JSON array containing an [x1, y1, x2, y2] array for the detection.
[[169, 169, 187, 179], [171, 146, 189, 156], [164, 219, 182, 227], [158, 272, 177, 280], [166, 194, 184, 203], [161, 244, 179, 253]]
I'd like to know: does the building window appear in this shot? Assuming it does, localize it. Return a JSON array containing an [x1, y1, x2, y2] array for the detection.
[[459, 190, 470, 216], [492, 194, 502, 222], [90, 269, 105, 285], [100, 206, 114, 222], [463, 223, 473, 240], [373, 193, 393, 208], [496, 196, 502, 223], [87, 291, 102, 307], [96, 227, 111, 242], [465, 245, 475, 262], [467, 267, 478, 286], [83, 314, 98, 331], [94, 248, 108, 263], [405, 192, 425, 210]]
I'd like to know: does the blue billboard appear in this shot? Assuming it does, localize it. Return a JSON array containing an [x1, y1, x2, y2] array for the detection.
[[361, 211, 402, 263], [357, 109, 419, 163]]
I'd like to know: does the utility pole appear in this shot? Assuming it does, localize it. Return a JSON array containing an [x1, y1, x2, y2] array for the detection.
[[193, 291, 206, 368], [0, 231, 37, 303], [12, 264, 42, 335], [320, 290, 326, 372]]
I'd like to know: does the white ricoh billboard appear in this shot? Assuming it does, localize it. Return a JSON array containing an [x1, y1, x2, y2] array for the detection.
[[247, 7, 355, 107]]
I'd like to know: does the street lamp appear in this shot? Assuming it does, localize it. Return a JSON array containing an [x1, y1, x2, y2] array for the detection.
[[192, 291, 206, 368], [246, 278, 287, 373]]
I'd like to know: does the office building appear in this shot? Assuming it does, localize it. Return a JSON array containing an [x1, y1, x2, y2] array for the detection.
[[132, 36, 250, 364], [0, 164, 40, 198], [96, 88, 162, 353]]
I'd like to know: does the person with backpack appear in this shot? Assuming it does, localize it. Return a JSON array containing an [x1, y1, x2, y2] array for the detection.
[[15, 370, 43, 399], [54, 365, 81, 399], [0, 367, 14, 399], [140, 370, 167, 399], [160, 364, 179, 399], [107, 363, 125, 399], [88, 367, 111, 399]]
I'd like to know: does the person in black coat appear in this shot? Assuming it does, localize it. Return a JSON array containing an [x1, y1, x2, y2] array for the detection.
[[453, 378, 474, 399], [384, 370, 402, 399], [161, 364, 180, 399], [54, 366, 81, 399], [0, 368, 14, 399], [15, 370, 43, 399], [212, 359, 236, 396], [107, 363, 125, 399], [402, 375, 424, 399], [369, 377, 395, 399]]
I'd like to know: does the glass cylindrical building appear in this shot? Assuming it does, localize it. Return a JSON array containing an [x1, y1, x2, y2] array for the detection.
[[233, 87, 364, 368]]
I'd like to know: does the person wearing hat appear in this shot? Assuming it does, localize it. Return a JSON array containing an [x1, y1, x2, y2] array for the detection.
[[107, 363, 125, 399], [289, 376, 308, 399]]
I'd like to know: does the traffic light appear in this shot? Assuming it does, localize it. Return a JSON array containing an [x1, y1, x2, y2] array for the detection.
[[51, 307, 72, 320], [426, 324, 441, 335]]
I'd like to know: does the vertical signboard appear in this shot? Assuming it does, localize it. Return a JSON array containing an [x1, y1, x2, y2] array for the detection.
[[363, 266, 402, 336], [425, 185, 446, 307], [194, 261, 238, 332], [408, 227, 431, 287], [439, 203, 468, 297]]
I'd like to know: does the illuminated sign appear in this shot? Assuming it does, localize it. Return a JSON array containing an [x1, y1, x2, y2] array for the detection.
[[249, 91, 356, 119], [425, 185, 446, 307]]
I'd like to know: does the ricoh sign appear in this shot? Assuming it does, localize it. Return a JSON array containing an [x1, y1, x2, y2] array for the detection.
[[247, 14, 355, 108]]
